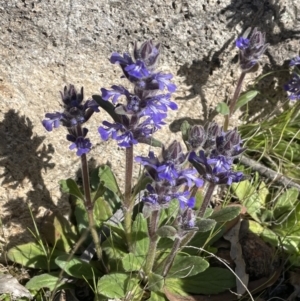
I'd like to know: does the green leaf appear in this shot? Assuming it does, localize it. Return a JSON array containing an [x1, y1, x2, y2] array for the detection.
[[73, 198, 89, 235], [98, 165, 121, 195], [232, 180, 262, 222], [196, 218, 216, 232], [94, 197, 113, 222], [138, 137, 163, 148], [157, 226, 177, 238], [194, 190, 204, 210], [248, 220, 279, 247], [273, 188, 299, 219], [232, 180, 255, 201], [167, 256, 209, 278], [216, 102, 229, 115], [122, 253, 145, 272], [59, 179, 84, 201], [148, 272, 164, 292], [7, 243, 65, 270], [132, 175, 152, 200], [55, 255, 102, 279], [97, 273, 141, 299], [25, 273, 70, 291], [159, 199, 180, 226], [180, 120, 191, 147], [132, 213, 150, 256], [52, 215, 77, 252], [92, 95, 122, 123], [272, 202, 300, 253], [102, 232, 128, 260], [165, 267, 236, 295], [148, 291, 167, 301], [210, 206, 241, 223], [234, 90, 259, 111]]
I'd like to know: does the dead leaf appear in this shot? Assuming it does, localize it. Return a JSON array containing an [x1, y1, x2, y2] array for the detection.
[[224, 219, 249, 296], [0, 273, 33, 299]]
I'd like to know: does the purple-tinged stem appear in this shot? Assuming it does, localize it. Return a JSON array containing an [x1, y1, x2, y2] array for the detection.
[[144, 210, 160, 275], [224, 71, 246, 131], [124, 146, 134, 252], [198, 182, 216, 218], [76, 125, 102, 260], [162, 236, 182, 277]]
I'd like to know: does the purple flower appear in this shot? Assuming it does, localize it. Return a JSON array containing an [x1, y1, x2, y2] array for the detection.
[[66, 128, 92, 156], [178, 207, 197, 231], [42, 112, 63, 132], [125, 60, 150, 79], [212, 128, 245, 158], [110, 52, 134, 67], [98, 121, 126, 141], [115, 131, 138, 147], [179, 169, 204, 188], [134, 40, 161, 69], [136, 141, 203, 188], [290, 56, 300, 67], [236, 37, 250, 50], [43, 85, 99, 130], [142, 183, 173, 206], [284, 73, 300, 101], [151, 73, 177, 93], [175, 191, 195, 209], [236, 28, 269, 72], [101, 85, 129, 104], [100, 40, 177, 148], [189, 150, 244, 185], [187, 125, 206, 150]]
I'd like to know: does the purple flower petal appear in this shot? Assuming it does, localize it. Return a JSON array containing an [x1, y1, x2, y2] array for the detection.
[[42, 112, 63, 131], [290, 56, 300, 67]]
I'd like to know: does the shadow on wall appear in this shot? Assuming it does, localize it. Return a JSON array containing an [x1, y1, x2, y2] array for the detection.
[[0, 109, 59, 248], [171, 0, 300, 131]]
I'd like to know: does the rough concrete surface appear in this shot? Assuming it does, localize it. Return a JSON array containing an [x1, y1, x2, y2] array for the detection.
[[0, 0, 299, 248]]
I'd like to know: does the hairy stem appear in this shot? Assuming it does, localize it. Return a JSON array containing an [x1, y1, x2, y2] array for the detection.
[[124, 146, 134, 251], [144, 210, 160, 275], [81, 153, 102, 260], [76, 125, 102, 260], [162, 236, 182, 277], [224, 71, 246, 131], [198, 181, 216, 218]]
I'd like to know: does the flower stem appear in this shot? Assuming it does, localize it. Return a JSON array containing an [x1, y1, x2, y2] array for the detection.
[[180, 181, 217, 248], [124, 146, 134, 252], [162, 236, 182, 277], [144, 210, 160, 275], [76, 124, 102, 260], [224, 71, 246, 131], [81, 152, 102, 260], [198, 182, 216, 218]]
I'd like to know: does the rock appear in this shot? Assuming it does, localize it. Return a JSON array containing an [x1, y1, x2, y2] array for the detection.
[[0, 0, 299, 245]]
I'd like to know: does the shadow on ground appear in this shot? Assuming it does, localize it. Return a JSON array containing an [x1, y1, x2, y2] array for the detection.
[[170, 0, 300, 132], [0, 110, 59, 249]]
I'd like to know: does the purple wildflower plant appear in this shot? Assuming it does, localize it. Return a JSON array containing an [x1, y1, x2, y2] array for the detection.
[[236, 28, 269, 72], [98, 40, 177, 148], [136, 141, 203, 210], [188, 122, 245, 185], [42, 85, 99, 156]]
